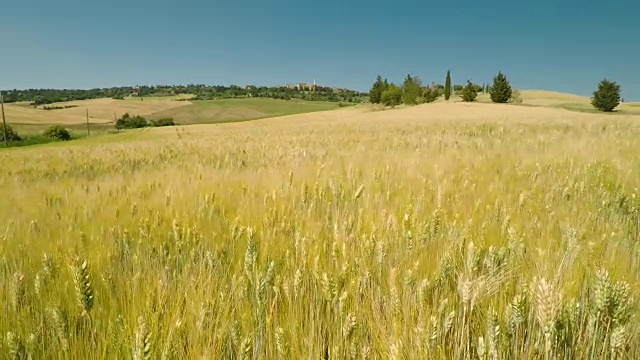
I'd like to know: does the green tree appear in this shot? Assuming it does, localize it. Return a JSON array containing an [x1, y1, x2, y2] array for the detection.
[[460, 81, 478, 102], [444, 70, 452, 100], [115, 113, 148, 130], [381, 84, 402, 107], [369, 76, 388, 104], [490, 71, 512, 103], [0, 124, 21, 142], [422, 86, 441, 103], [591, 79, 621, 112], [402, 75, 422, 105], [43, 125, 71, 141], [150, 118, 176, 127]]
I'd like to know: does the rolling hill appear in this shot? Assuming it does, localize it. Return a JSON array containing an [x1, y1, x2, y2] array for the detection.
[[2, 90, 639, 137], [3, 96, 347, 134]]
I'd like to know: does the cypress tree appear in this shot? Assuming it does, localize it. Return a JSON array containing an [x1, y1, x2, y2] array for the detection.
[[444, 70, 452, 101], [490, 71, 512, 103]]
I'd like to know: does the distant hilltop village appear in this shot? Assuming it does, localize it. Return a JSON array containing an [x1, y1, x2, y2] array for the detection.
[[271, 81, 353, 93], [280, 83, 318, 91]]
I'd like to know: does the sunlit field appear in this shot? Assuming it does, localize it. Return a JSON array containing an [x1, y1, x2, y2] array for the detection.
[[1, 101, 639, 359]]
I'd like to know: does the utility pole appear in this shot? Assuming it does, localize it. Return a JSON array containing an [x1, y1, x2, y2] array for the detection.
[[86, 108, 90, 136], [1, 91, 8, 147]]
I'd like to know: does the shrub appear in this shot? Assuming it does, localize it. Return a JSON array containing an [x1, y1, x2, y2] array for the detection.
[[381, 84, 402, 107], [42, 105, 78, 111], [510, 90, 523, 104], [115, 115, 126, 130], [591, 79, 621, 112], [421, 86, 441, 103], [460, 81, 478, 102], [402, 75, 422, 105], [490, 71, 513, 103], [1, 124, 22, 142], [43, 125, 71, 141], [150, 118, 176, 127], [115, 113, 148, 130]]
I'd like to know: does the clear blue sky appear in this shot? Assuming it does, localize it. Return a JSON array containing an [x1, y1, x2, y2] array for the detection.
[[1, 0, 639, 99]]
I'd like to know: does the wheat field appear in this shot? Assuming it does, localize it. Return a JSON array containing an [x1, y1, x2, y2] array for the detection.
[[1, 101, 639, 359]]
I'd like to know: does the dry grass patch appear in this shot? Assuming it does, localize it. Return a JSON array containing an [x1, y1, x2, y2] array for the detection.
[[518, 90, 591, 106]]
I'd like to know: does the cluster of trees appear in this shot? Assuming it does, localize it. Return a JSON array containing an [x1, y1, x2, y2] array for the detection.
[[369, 75, 441, 107], [369, 71, 518, 106], [42, 125, 71, 141], [1, 84, 368, 105], [191, 85, 366, 103], [1, 124, 72, 146], [369, 70, 625, 113], [483, 73, 623, 112], [370, 72, 501, 107], [115, 114, 176, 130]]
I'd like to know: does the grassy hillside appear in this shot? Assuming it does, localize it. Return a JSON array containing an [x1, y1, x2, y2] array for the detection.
[[1, 102, 639, 358], [4, 98, 190, 125], [4, 90, 638, 136], [147, 98, 344, 124], [3, 97, 345, 136], [458, 90, 640, 115]]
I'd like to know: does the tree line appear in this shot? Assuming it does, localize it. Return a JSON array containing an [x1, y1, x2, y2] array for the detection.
[[369, 71, 514, 106], [0, 84, 368, 105], [115, 114, 176, 130], [1, 124, 73, 147], [370, 71, 624, 112]]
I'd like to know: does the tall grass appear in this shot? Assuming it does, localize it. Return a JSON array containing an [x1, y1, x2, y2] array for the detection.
[[0, 106, 638, 358]]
